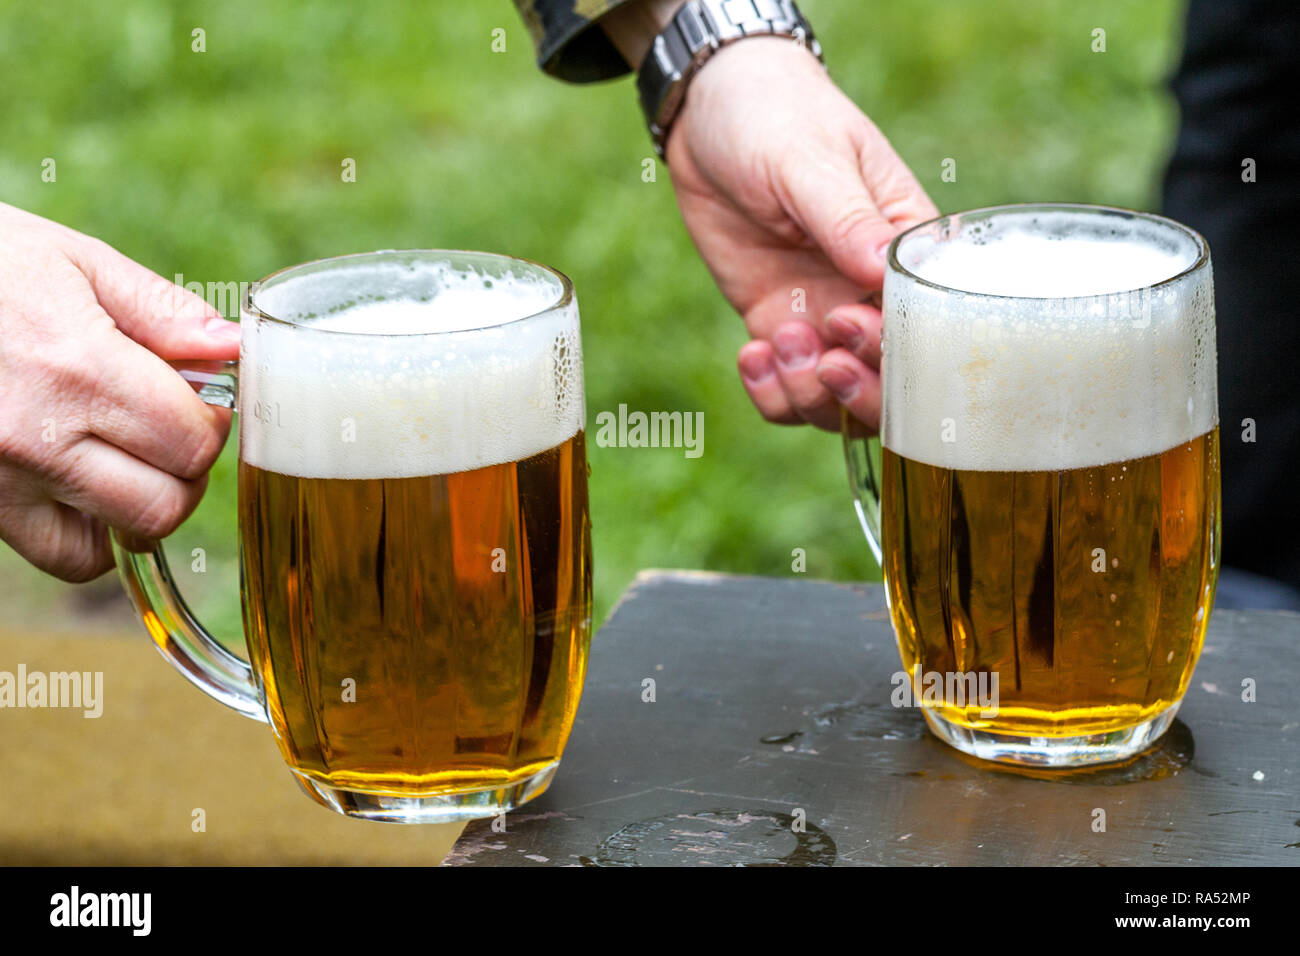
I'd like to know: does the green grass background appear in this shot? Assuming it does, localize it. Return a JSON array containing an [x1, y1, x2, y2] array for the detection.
[[0, 0, 1185, 645]]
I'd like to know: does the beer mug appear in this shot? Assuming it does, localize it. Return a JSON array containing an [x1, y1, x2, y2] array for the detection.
[[114, 250, 593, 821], [845, 204, 1220, 767]]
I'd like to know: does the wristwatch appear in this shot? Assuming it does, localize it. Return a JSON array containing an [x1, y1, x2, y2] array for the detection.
[[636, 0, 824, 159]]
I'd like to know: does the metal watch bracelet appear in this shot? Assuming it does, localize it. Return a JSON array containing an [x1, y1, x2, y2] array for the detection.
[[636, 0, 825, 159]]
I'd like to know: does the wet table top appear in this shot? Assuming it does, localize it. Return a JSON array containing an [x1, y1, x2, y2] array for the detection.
[[446, 570, 1299, 866]]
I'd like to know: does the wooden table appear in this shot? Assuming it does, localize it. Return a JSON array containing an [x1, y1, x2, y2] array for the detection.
[[2, 570, 1294, 866], [447, 571, 1298, 866]]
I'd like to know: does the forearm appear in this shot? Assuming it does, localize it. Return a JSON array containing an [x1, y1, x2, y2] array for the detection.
[[600, 0, 687, 69]]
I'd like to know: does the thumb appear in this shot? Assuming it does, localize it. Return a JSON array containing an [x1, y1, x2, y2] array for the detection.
[[780, 125, 939, 291], [66, 235, 241, 358]]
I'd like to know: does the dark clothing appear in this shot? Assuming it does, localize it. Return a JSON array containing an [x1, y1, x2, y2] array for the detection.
[[512, 0, 634, 81], [1162, 0, 1300, 589]]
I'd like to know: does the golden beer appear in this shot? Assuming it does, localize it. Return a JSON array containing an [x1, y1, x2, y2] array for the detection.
[[846, 204, 1220, 765], [881, 430, 1219, 738], [113, 250, 591, 821], [239, 433, 591, 798], [233, 253, 591, 816]]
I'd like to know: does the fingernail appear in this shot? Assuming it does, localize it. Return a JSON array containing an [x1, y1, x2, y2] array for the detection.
[[876, 239, 893, 260], [206, 317, 241, 341], [773, 328, 814, 367], [738, 348, 775, 384], [826, 313, 864, 352], [816, 362, 858, 401]]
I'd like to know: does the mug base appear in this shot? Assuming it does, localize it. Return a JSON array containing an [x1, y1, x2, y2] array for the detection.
[[922, 702, 1181, 768], [290, 761, 559, 823]]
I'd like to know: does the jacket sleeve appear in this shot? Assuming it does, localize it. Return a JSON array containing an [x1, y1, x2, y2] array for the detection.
[[513, 0, 638, 82]]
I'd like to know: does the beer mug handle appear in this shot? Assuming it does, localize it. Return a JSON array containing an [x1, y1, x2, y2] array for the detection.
[[111, 360, 267, 723], [842, 415, 885, 566]]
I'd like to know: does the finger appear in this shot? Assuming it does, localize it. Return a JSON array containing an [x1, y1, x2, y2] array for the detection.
[[858, 123, 941, 230], [0, 499, 114, 583], [81, 325, 233, 480], [779, 153, 898, 291], [739, 269, 877, 346], [43, 435, 211, 547], [770, 322, 843, 431], [816, 348, 882, 434], [738, 342, 800, 425], [64, 235, 242, 358], [824, 302, 883, 370]]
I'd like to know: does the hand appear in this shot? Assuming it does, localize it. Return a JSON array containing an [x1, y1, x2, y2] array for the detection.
[[664, 37, 938, 431], [0, 203, 240, 581]]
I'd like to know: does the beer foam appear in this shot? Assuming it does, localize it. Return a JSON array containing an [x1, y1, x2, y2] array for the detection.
[[239, 258, 584, 479], [905, 230, 1192, 298], [882, 210, 1217, 471]]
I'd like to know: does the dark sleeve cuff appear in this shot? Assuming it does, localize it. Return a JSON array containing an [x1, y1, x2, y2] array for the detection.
[[516, 0, 637, 83]]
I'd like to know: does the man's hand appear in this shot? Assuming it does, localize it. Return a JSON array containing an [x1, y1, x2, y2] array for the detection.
[[667, 37, 937, 431], [601, 0, 938, 432], [0, 203, 239, 581]]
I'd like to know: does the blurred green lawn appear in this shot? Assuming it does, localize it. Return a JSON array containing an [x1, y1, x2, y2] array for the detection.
[[0, 0, 1184, 644]]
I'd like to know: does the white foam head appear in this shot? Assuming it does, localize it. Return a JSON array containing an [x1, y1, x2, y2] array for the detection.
[[239, 253, 584, 479], [881, 208, 1216, 471]]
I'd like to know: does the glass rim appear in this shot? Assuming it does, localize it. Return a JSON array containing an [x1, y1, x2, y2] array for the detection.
[[885, 202, 1211, 302], [242, 248, 575, 336]]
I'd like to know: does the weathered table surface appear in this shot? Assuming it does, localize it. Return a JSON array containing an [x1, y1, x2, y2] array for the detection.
[[447, 570, 1299, 866]]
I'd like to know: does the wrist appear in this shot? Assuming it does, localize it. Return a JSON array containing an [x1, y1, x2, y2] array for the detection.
[[601, 0, 688, 70], [631, 0, 824, 159], [667, 37, 825, 161]]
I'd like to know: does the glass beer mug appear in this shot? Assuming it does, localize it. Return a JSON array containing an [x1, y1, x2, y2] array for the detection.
[[114, 250, 593, 821], [845, 204, 1220, 767]]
